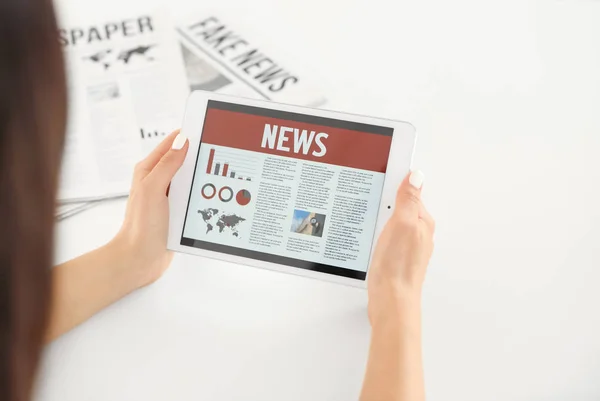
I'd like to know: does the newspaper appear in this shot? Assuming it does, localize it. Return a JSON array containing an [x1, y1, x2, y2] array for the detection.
[[55, 201, 99, 221], [177, 14, 325, 107], [58, 13, 189, 202], [56, 10, 325, 216]]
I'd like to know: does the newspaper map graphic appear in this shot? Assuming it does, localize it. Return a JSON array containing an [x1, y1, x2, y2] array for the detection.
[[198, 208, 246, 237], [84, 45, 156, 70]]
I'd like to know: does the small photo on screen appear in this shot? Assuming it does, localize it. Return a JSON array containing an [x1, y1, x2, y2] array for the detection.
[[290, 209, 326, 238]]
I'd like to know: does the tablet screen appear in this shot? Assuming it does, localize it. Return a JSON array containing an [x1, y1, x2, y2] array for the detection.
[[180, 100, 393, 280]]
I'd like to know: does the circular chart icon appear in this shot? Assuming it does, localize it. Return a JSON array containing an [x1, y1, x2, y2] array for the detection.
[[201, 183, 216, 199], [236, 189, 252, 206], [218, 186, 234, 202]]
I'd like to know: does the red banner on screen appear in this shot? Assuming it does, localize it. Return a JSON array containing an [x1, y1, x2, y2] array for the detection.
[[201, 108, 392, 173]]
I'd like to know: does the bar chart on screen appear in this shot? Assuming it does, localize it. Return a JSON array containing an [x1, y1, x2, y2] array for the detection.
[[205, 148, 258, 182]]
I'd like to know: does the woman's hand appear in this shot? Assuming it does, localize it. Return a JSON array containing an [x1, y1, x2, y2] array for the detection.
[[367, 170, 435, 320], [112, 130, 189, 289], [48, 131, 188, 341], [360, 171, 435, 401]]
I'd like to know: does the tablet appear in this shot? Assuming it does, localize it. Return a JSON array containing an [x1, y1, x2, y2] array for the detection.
[[168, 91, 416, 287]]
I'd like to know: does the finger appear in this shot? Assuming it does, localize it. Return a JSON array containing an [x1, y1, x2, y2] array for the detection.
[[395, 170, 424, 217], [419, 202, 435, 233], [145, 133, 189, 194], [133, 129, 181, 183]]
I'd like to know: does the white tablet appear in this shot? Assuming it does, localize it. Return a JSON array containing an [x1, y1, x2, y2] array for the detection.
[[168, 91, 416, 287]]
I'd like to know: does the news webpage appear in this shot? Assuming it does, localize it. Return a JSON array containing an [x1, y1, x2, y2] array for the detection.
[[181, 101, 394, 280]]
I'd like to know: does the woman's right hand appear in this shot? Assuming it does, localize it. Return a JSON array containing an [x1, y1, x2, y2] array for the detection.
[[361, 171, 434, 401], [367, 171, 435, 322]]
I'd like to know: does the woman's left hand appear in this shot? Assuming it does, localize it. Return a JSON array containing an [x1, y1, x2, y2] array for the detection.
[[48, 130, 189, 340], [112, 130, 189, 288]]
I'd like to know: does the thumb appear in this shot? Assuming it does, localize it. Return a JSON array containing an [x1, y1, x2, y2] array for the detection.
[[146, 133, 189, 193], [395, 170, 425, 216]]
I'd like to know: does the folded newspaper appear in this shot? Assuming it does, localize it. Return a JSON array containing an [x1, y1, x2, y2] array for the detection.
[[55, 200, 107, 221], [57, 10, 325, 211]]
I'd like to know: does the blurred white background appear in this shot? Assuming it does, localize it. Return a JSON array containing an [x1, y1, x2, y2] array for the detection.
[[40, 0, 600, 400]]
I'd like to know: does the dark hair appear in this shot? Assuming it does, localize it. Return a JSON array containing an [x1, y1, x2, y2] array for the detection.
[[0, 0, 67, 400]]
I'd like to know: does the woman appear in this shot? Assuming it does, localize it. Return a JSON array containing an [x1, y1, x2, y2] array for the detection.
[[0, 1, 435, 401]]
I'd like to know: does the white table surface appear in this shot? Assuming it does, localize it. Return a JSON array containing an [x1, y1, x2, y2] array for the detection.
[[37, 0, 600, 400]]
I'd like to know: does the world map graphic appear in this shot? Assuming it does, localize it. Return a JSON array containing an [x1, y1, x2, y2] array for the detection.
[[83, 45, 156, 70], [198, 208, 246, 238]]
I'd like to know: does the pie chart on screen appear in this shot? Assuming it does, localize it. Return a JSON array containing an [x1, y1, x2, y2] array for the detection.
[[236, 189, 251, 206]]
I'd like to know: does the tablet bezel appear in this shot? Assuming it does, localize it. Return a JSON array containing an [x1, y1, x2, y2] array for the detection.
[[167, 91, 416, 288]]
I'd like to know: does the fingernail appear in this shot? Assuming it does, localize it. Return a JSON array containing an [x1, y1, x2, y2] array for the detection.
[[172, 133, 187, 150], [409, 170, 424, 189]]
